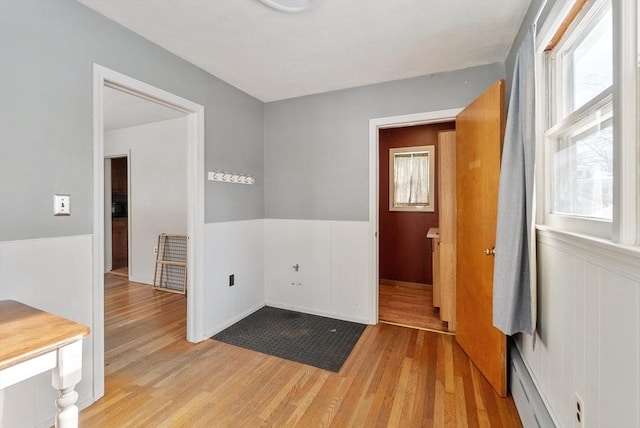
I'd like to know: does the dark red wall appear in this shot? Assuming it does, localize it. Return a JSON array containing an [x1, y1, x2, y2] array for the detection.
[[379, 122, 455, 285]]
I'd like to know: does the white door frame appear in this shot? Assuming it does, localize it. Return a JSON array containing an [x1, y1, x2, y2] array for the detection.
[[92, 64, 205, 400], [367, 108, 462, 324]]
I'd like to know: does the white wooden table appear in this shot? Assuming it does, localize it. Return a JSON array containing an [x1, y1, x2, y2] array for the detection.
[[0, 300, 89, 428]]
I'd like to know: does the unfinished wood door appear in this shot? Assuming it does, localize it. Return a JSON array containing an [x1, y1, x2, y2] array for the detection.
[[455, 80, 507, 397], [438, 130, 456, 332], [432, 236, 441, 307]]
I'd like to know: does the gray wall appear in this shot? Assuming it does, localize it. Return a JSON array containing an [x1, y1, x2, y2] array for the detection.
[[0, 0, 264, 242], [264, 63, 506, 221]]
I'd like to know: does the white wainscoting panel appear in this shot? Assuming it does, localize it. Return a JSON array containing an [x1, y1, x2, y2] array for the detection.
[[264, 219, 370, 323], [264, 220, 332, 316], [516, 229, 640, 428], [0, 235, 94, 428], [330, 221, 369, 322], [203, 220, 265, 338]]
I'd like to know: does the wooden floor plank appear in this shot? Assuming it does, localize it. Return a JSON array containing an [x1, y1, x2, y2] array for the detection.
[[80, 274, 522, 427], [379, 283, 449, 331]]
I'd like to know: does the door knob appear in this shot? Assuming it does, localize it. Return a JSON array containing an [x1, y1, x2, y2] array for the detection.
[[484, 247, 496, 256]]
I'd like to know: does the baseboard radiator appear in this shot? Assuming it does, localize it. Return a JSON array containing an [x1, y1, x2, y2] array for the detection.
[[510, 344, 556, 428]]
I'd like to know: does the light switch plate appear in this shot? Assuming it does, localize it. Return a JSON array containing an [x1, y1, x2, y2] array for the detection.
[[54, 194, 70, 216]]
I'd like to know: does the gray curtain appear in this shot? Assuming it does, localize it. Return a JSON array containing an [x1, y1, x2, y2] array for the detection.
[[493, 26, 537, 336]]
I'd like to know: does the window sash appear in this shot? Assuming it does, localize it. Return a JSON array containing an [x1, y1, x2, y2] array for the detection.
[[537, 0, 640, 244], [393, 153, 430, 207], [537, 0, 621, 239], [389, 145, 435, 212], [563, 6, 612, 115], [551, 116, 613, 220], [552, 0, 613, 123], [544, 94, 614, 236]]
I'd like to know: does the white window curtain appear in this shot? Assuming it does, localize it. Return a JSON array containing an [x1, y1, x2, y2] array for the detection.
[[493, 26, 537, 336], [394, 153, 429, 205]]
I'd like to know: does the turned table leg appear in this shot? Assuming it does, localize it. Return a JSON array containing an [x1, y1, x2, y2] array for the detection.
[[51, 341, 83, 428]]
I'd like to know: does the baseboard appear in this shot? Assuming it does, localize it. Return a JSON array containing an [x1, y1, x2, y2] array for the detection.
[[77, 395, 95, 412], [510, 344, 556, 428], [203, 303, 265, 339], [379, 278, 432, 290], [128, 274, 153, 285], [265, 300, 370, 325]]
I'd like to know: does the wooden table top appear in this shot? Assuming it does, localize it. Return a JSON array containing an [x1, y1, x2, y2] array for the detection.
[[0, 300, 90, 370]]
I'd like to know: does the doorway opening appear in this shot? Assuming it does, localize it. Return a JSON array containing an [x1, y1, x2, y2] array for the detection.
[[102, 85, 189, 286], [92, 64, 205, 401], [107, 156, 129, 277], [377, 122, 455, 332], [368, 109, 462, 330], [370, 82, 508, 396]]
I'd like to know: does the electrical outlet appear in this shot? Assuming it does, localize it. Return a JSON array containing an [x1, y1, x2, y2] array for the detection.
[[575, 393, 584, 428], [229, 274, 235, 287], [154, 246, 158, 255]]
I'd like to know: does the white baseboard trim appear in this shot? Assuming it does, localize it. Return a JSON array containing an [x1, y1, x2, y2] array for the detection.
[[510, 344, 556, 428], [128, 274, 153, 285], [203, 303, 265, 339], [266, 300, 370, 325], [77, 396, 95, 412], [204, 300, 370, 342]]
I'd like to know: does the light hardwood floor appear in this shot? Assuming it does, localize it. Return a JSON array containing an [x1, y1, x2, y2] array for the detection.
[[109, 266, 129, 277], [80, 274, 521, 427], [379, 282, 449, 332]]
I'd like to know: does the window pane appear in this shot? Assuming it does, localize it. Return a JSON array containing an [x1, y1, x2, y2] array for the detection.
[[389, 145, 435, 212], [553, 118, 613, 220], [410, 153, 429, 204], [393, 153, 429, 206], [393, 154, 413, 204], [568, 7, 612, 112]]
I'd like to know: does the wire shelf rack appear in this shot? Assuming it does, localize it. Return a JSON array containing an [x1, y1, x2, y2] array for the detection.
[[153, 233, 187, 295]]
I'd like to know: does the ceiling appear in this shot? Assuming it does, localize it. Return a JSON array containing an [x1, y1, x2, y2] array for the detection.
[[103, 86, 186, 131], [81, 0, 531, 102]]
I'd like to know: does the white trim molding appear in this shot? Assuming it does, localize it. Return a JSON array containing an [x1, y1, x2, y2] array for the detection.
[[92, 64, 205, 401], [612, 0, 638, 245], [536, 0, 639, 246], [368, 108, 462, 324], [536, 226, 640, 282]]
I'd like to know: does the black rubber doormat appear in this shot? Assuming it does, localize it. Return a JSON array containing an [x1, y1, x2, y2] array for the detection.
[[211, 306, 367, 372]]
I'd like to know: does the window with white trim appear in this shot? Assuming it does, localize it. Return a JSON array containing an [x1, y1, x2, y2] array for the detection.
[[538, 0, 638, 243], [389, 145, 435, 212]]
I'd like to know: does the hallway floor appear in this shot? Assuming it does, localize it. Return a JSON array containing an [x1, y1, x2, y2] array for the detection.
[[379, 282, 449, 333], [109, 266, 129, 277]]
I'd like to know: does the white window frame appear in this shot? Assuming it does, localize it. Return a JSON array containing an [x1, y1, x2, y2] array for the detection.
[[536, 0, 639, 246], [389, 145, 435, 212]]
